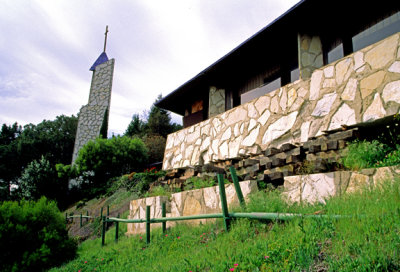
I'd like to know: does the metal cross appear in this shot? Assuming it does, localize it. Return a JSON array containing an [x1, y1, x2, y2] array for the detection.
[[103, 25, 109, 53]]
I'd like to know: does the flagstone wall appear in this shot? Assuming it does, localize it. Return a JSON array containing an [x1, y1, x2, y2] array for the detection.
[[163, 33, 400, 170], [283, 165, 400, 204], [126, 180, 258, 235]]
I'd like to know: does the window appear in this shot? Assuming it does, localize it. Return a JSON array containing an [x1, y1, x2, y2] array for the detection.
[[327, 43, 344, 64], [353, 11, 400, 51]]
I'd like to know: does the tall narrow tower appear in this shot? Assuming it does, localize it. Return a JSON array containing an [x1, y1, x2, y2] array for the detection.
[[72, 26, 115, 163]]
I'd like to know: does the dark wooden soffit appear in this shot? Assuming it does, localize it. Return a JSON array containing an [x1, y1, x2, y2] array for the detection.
[[156, 0, 399, 116]]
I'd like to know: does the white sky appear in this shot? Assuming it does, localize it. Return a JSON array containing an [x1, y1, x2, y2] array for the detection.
[[0, 0, 300, 135]]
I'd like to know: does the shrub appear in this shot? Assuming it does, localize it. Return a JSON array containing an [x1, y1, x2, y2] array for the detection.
[[19, 156, 68, 209], [73, 136, 148, 197], [0, 197, 77, 272], [141, 134, 166, 163], [106, 167, 166, 197], [183, 176, 218, 191], [341, 140, 388, 170]]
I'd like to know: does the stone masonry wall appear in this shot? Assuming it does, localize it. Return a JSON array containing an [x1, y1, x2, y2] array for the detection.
[[283, 165, 400, 204], [298, 34, 323, 79], [163, 33, 400, 171], [72, 59, 115, 163], [209, 86, 225, 118], [126, 180, 258, 235]]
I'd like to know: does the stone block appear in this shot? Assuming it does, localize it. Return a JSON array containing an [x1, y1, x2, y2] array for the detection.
[[265, 147, 280, 157], [267, 171, 284, 181], [309, 144, 321, 153], [244, 158, 259, 167], [280, 143, 297, 152], [201, 164, 225, 174], [286, 154, 302, 164], [272, 157, 286, 167], [327, 140, 338, 150]]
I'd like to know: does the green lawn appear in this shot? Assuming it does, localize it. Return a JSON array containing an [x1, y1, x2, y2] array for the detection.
[[51, 180, 400, 272]]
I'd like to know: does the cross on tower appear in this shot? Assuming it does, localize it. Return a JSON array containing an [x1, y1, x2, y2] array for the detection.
[[103, 25, 109, 53]]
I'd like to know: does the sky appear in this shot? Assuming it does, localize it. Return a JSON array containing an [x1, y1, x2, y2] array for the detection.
[[0, 0, 300, 136]]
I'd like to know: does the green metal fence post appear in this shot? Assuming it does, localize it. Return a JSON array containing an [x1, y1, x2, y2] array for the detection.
[[80, 213, 82, 228], [100, 207, 103, 219], [115, 213, 119, 243], [101, 216, 106, 246], [217, 173, 231, 231], [229, 166, 246, 209], [86, 211, 89, 222], [162, 202, 166, 234], [65, 212, 68, 224], [146, 205, 151, 244], [106, 205, 110, 230]]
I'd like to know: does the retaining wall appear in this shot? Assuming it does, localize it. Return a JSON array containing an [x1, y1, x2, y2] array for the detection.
[[163, 33, 400, 170]]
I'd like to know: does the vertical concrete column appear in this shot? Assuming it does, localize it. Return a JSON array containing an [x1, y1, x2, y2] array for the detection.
[[298, 33, 323, 79], [208, 86, 225, 118]]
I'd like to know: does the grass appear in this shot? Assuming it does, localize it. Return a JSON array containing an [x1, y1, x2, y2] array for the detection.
[[51, 178, 400, 272]]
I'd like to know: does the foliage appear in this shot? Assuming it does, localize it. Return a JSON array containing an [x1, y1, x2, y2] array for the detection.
[[50, 180, 400, 272], [17, 114, 78, 167], [124, 113, 147, 138], [141, 134, 166, 163], [0, 115, 77, 201], [183, 176, 217, 190], [145, 185, 170, 198], [124, 95, 182, 164], [99, 108, 109, 139], [377, 114, 400, 149], [73, 136, 148, 197], [0, 123, 22, 200], [341, 140, 389, 170], [107, 167, 166, 197], [0, 197, 77, 272], [19, 156, 68, 209]]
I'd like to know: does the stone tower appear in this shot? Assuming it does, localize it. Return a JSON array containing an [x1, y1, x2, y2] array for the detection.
[[72, 26, 115, 163]]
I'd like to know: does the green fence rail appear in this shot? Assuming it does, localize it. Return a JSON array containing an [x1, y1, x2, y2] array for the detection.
[[64, 167, 347, 247], [99, 170, 347, 246]]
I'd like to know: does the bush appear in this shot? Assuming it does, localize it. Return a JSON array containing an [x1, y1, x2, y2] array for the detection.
[[341, 140, 389, 170], [107, 168, 166, 197], [19, 156, 68, 209], [0, 197, 77, 272], [73, 136, 148, 197], [141, 134, 166, 163], [183, 176, 217, 190]]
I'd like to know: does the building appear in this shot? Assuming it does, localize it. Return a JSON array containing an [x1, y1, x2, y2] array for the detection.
[[72, 27, 115, 163], [156, 0, 400, 171]]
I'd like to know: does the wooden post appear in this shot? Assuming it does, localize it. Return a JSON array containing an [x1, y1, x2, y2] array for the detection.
[[229, 166, 246, 209], [115, 213, 119, 243], [162, 202, 166, 234], [217, 174, 231, 231], [146, 205, 151, 244], [101, 216, 106, 246]]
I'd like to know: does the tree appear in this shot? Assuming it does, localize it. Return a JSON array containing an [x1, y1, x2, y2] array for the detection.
[[125, 113, 146, 137], [124, 95, 183, 164], [0, 123, 22, 200], [141, 135, 167, 163], [73, 136, 148, 196], [0, 115, 77, 202], [147, 94, 174, 137], [17, 114, 78, 166], [19, 156, 68, 208]]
